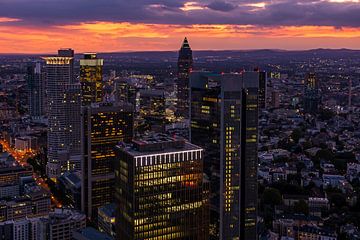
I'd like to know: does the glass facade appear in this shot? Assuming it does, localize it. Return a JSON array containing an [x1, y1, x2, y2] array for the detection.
[[304, 73, 321, 113], [190, 72, 259, 240], [115, 136, 209, 240], [177, 37, 193, 119], [80, 53, 104, 106], [81, 103, 133, 221]]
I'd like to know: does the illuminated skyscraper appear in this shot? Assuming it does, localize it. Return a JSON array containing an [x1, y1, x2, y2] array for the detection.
[[81, 102, 133, 221], [44, 49, 81, 179], [176, 37, 193, 119], [255, 68, 267, 109], [80, 53, 104, 106], [114, 134, 209, 240], [190, 71, 259, 239], [304, 72, 321, 113], [27, 62, 46, 118]]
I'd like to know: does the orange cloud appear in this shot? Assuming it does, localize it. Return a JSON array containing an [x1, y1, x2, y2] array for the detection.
[[0, 22, 360, 53], [0, 17, 20, 23]]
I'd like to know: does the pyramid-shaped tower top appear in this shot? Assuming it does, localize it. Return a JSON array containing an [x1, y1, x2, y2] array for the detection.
[[181, 37, 191, 49]]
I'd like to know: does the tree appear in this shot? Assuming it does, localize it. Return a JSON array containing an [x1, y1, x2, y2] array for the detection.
[[294, 199, 309, 215], [262, 188, 282, 207]]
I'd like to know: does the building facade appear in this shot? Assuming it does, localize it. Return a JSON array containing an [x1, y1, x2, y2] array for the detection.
[[27, 62, 46, 118], [44, 49, 81, 178], [81, 102, 133, 221], [114, 134, 209, 240], [80, 53, 104, 106], [190, 71, 259, 239], [304, 73, 321, 114], [176, 37, 193, 119]]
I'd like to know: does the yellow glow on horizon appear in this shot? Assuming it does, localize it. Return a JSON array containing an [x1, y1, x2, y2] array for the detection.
[[0, 22, 360, 53]]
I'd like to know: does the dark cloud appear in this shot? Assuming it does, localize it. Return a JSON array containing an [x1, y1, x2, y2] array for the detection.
[[207, 1, 237, 12], [0, 0, 359, 27]]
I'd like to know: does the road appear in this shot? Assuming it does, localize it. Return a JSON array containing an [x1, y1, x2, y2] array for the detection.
[[0, 139, 62, 208]]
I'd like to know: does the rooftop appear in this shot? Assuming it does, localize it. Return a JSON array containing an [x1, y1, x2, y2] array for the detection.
[[73, 227, 113, 240], [116, 133, 202, 157]]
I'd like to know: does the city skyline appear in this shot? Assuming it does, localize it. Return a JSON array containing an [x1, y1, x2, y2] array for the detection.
[[1, 1, 360, 53]]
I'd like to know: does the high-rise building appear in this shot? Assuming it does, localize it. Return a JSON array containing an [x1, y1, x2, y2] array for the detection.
[[44, 49, 81, 178], [80, 53, 104, 106], [256, 69, 267, 109], [114, 134, 209, 240], [176, 37, 193, 119], [190, 71, 259, 239], [303, 73, 321, 113], [27, 62, 46, 118], [81, 102, 133, 221]]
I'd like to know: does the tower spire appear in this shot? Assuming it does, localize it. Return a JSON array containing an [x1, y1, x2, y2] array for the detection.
[[181, 37, 190, 49]]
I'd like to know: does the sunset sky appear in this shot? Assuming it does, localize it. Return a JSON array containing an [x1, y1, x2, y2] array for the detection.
[[1, 0, 360, 53]]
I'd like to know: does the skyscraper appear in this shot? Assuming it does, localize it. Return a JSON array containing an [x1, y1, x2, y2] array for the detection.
[[44, 49, 81, 179], [190, 71, 259, 239], [27, 62, 46, 118], [303, 72, 321, 113], [256, 69, 267, 109], [176, 37, 193, 119], [80, 53, 104, 106], [81, 102, 133, 221], [114, 134, 209, 240]]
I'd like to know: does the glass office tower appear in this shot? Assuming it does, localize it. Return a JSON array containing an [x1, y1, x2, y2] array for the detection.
[[176, 37, 193, 119], [81, 102, 133, 221], [114, 134, 209, 240], [80, 53, 104, 106], [190, 71, 259, 240], [44, 49, 80, 179]]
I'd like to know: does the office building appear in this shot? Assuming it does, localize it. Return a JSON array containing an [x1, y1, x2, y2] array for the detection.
[[44, 49, 81, 179], [176, 37, 193, 119], [114, 134, 209, 240], [42, 208, 86, 240], [27, 62, 46, 118], [80, 53, 104, 106], [81, 102, 133, 221], [190, 71, 259, 239], [98, 203, 116, 238], [256, 69, 267, 109], [58, 171, 82, 210], [304, 73, 321, 114]]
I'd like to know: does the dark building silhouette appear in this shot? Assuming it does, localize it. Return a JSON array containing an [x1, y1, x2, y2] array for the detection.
[[81, 102, 133, 222], [114, 134, 209, 240], [190, 71, 259, 240], [176, 37, 193, 119], [304, 73, 321, 113], [256, 69, 267, 109], [27, 62, 46, 118]]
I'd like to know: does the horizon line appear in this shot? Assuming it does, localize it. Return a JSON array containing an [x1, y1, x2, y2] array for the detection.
[[1, 47, 360, 56]]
